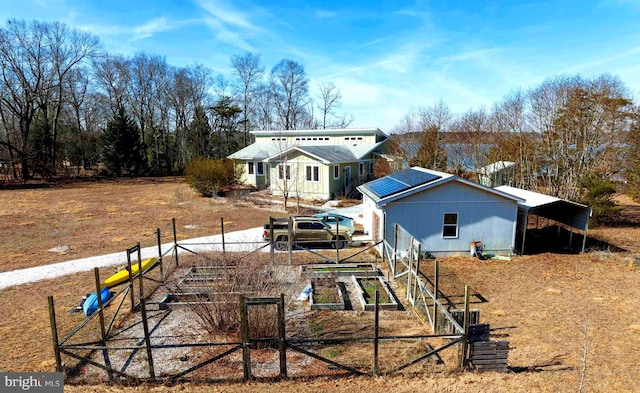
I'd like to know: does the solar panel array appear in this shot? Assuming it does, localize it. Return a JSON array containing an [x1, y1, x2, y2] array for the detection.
[[366, 168, 441, 199]]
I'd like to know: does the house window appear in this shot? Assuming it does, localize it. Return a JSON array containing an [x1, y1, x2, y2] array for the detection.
[[442, 213, 458, 238], [306, 165, 319, 182], [333, 165, 340, 179], [359, 162, 364, 175], [257, 162, 264, 176], [248, 162, 255, 175], [278, 164, 291, 180]]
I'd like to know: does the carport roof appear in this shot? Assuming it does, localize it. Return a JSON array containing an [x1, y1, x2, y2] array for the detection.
[[496, 185, 591, 252]]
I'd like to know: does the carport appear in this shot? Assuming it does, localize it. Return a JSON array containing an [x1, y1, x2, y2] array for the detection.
[[496, 186, 591, 254]]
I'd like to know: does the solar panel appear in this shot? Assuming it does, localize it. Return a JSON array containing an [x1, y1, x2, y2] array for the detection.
[[389, 168, 441, 188], [367, 177, 409, 198], [366, 168, 441, 198]]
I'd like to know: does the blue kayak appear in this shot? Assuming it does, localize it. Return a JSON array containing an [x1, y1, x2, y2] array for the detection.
[[83, 287, 112, 316]]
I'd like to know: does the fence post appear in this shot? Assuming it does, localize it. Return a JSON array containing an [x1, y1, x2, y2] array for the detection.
[[393, 224, 399, 276], [433, 259, 439, 334], [221, 217, 226, 256], [240, 295, 251, 380], [269, 217, 275, 264], [93, 267, 107, 342], [460, 284, 470, 371], [156, 228, 163, 280], [47, 296, 63, 372], [138, 253, 155, 379], [172, 217, 179, 266], [287, 216, 293, 264], [278, 293, 287, 378], [414, 242, 421, 302], [373, 290, 380, 376], [126, 250, 135, 312]]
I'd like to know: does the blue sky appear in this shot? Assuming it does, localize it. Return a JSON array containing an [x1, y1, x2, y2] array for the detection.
[[2, 0, 640, 131]]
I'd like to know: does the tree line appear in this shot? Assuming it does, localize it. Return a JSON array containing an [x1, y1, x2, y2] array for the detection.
[[0, 19, 351, 180], [389, 74, 640, 219]]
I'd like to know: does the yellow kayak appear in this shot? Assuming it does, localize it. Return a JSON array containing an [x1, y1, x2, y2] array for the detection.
[[101, 257, 157, 288]]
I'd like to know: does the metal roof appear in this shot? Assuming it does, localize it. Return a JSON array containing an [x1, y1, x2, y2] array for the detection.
[[478, 161, 516, 175], [261, 145, 356, 163], [251, 128, 387, 139], [227, 144, 281, 160], [496, 185, 591, 253], [359, 167, 521, 207], [495, 186, 587, 210]]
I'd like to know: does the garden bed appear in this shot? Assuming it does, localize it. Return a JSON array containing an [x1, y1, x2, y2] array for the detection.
[[300, 263, 380, 278], [309, 277, 345, 310], [351, 276, 398, 311]]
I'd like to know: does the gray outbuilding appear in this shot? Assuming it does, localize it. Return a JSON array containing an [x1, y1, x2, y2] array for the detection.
[[358, 167, 523, 257]]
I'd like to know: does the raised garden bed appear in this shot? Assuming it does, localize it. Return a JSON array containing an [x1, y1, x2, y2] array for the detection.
[[300, 263, 380, 278], [309, 278, 345, 310], [158, 292, 212, 310], [351, 276, 398, 311]]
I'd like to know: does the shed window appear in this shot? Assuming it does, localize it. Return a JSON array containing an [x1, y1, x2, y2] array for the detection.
[[333, 165, 340, 179], [442, 213, 458, 238], [257, 162, 264, 176], [247, 162, 255, 175]]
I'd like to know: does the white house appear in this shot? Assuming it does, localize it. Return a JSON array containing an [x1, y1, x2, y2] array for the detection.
[[357, 167, 523, 256], [228, 128, 388, 200]]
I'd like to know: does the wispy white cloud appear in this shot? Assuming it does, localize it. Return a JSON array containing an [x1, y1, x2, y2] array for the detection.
[[196, 0, 261, 32], [563, 45, 640, 74]]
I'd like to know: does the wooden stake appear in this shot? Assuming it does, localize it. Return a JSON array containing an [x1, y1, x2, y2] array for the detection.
[[269, 217, 275, 264], [93, 267, 106, 342], [460, 284, 470, 371], [373, 289, 380, 376], [156, 228, 163, 280], [126, 252, 135, 312], [221, 217, 226, 256], [172, 217, 179, 266], [240, 295, 251, 380], [47, 296, 63, 372], [278, 293, 287, 378], [433, 259, 439, 334], [137, 251, 155, 379]]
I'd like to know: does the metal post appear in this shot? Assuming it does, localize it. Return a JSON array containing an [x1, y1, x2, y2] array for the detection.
[[138, 253, 155, 379], [269, 217, 275, 264], [221, 217, 226, 256], [47, 296, 63, 372], [287, 216, 293, 264], [172, 217, 179, 266], [278, 293, 287, 377], [335, 219, 340, 263], [460, 285, 470, 371], [373, 290, 380, 375], [156, 228, 163, 280], [414, 243, 421, 301], [393, 224, 399, 276], [93, 268, 107, 342], [433, 259, 439, 334], [127, 251, 135, 312], [240, 295, 251, 380]]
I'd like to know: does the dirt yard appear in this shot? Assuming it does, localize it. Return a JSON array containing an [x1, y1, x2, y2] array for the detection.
[[1, 178, 639, 392]]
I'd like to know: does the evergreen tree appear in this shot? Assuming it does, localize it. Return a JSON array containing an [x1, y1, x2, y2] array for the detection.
[[101, 107, 142, 175]]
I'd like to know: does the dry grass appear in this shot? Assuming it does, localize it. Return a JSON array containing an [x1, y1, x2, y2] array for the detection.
[[1, 179, 639, 392]]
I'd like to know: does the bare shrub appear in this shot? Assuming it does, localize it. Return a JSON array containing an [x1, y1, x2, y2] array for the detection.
[[179, 254, 279, 341]]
